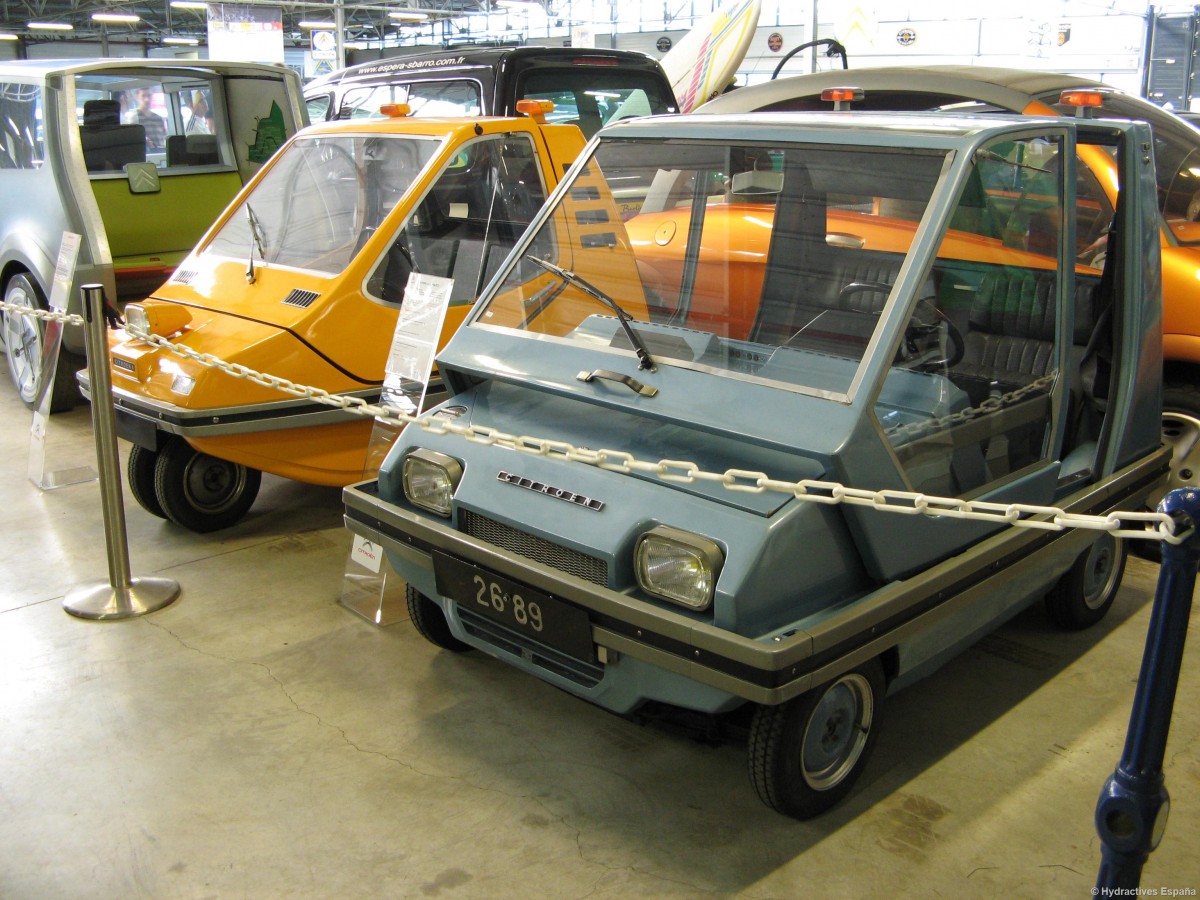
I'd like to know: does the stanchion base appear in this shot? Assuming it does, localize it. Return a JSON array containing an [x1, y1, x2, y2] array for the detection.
[[63, 577, 181, 620]]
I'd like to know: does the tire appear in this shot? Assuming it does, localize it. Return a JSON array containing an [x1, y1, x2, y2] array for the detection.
[[153, 439, 261, 533], [1045, 533, 1127, 630], [1, 273, 82, 412], [748, 658, 885, 819], [1137, 381, 1200, 562], [126, 443, 167, 518], [406, 584, 472, 653]]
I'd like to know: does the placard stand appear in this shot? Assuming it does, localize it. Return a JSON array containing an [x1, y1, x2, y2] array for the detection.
[[339, 273, 453, 626], [27, 233, 97, 490]]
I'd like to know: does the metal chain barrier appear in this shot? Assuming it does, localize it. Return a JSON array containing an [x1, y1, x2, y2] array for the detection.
[[98, 317, 1182, 546], [0, 301, 85, 327]]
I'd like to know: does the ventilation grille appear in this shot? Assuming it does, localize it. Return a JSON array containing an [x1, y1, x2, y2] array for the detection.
[[459, 509, 608, 586], [281, 289, 320, 308], [171, 269, 197, 285]]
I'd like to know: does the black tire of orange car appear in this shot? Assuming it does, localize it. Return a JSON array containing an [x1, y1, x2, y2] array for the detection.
[[748, 658, 885, 819], [406, 583, 472, 652], [1, 272, 83, 413], [152, 439, 261, 533], [1133, 381, 1200, 563], [1044, 533, 1127, 630], [126, 443, 167, 518]]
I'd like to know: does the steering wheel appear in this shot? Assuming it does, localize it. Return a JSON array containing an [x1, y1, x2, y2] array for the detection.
[[837, 280, 892, 313], [899, 299, 965, 370]]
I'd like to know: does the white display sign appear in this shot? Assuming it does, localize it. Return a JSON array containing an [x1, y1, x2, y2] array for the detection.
[[381, 273, 454, 414], [350, 535, 383, 573]]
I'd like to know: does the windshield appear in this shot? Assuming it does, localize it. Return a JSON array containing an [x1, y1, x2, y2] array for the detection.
[[477, 136, 951, 396], [203, 133, 440, 274]]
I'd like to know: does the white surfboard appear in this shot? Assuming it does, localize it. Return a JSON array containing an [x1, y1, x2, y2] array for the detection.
[[660, 0, 762, 113]]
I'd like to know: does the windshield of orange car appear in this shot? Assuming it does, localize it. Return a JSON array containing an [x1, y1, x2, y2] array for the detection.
[[202, 133, 440, 274]]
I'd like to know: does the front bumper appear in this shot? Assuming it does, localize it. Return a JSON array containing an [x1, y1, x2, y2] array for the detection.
[[343, 446, 1168, 708], [78, 369, 380, 448]]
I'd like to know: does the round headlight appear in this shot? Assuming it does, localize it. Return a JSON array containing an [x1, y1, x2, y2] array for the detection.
[[635, 525, 723, 611], [402, 448, 463, 517]]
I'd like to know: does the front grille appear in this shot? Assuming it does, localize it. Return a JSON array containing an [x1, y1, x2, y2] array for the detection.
[[459, 509, 608, 585], [457, 608, 603, 688], [281, 288, 320, 308], [172, 269, 197, 285]]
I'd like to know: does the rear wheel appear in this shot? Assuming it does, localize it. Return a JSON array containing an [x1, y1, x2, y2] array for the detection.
[[406, 584, 471, 652], [153, 438, 261, 533], [127, 444, 167, 518], [748, 658, 885, 819], [1, 273, 81, 412], [1045, 534, 1127, 630]]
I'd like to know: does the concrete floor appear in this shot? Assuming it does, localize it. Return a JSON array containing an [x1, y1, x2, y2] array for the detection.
[[1, 386, 1198, 899]]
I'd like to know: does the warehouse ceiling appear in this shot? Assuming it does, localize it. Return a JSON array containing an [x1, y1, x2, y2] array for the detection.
[[0, 0, 536, 49]]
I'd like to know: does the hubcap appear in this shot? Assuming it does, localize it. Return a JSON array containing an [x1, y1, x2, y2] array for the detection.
[[182, 454, 247, 513], [1082, 534, 1122, 611], [801, 673, 874, 791], [2, 283, 42, 405]]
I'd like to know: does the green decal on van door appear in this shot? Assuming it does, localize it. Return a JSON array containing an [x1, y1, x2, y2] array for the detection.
[[248, 101, 287, 163]]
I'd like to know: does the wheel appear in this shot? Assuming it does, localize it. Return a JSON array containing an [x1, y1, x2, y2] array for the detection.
[[126, 443, 167, 518], [1133, 381, 1200, 562], [899, 299, 965, 369], [406, 584, 472, 652], [153, 439, 261, 533], [1, 273, 82, 412], [1044, 533, 1127, 630], [748, 658, 885, 819]]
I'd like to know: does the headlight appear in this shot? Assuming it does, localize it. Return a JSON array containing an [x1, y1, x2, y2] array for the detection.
[[402, 448, 463, 517], [125, 301, 192, 339], [634, 525, 723, 611]]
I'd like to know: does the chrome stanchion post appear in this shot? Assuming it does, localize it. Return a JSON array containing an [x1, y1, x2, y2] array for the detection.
[[1094, 487, 1200, 888], [63, 284, 180, 620]]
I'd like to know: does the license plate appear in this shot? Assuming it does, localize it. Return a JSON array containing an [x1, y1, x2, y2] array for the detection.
[[433, 551, 594, 662]]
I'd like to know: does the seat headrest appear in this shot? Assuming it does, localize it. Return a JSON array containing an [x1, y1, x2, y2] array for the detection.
[[83, 99, 121, 128]]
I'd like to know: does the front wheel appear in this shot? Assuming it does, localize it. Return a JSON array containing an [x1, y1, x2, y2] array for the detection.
[[1, 273, 81, 412], [153, 438, 261, 533], [748, 658, 885, 819], [406, 584, 472, 652], [1044, 534, 1127, 630], [127, 444, 166, 518]]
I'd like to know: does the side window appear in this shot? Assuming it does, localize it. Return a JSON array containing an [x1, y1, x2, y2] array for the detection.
[[0, 82, 44, 170], [877, 137, 1067, 497], [366, 134, 548, 306], [406, 80, 481, 117], [339, 84, 406, 119]]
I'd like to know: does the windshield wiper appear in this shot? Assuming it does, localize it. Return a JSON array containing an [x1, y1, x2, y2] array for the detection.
[[529, 256, 655, 371], [245, 203, 266, 284]]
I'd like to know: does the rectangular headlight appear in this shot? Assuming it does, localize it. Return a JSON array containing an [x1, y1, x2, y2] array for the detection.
[[634, 525, 723, 611], [402, 448, 463, 517]]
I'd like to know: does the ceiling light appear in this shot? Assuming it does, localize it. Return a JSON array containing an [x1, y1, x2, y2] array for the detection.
[[388, 11, 428, 20], [170, 1, 209, 8], [163, 35, 200, 44], [27, 21, 74, 30], [92, 13, 141, 23], [0, 32, 18, 40], [297, 20, 336, 28]]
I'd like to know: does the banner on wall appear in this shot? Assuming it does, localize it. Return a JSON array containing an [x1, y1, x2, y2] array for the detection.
[[208, 4, 284, 64]]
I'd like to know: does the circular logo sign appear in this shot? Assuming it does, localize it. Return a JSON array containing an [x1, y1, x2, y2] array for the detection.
[[656, 36, 672, 52], [767, 32, 783, 53], [897, 28, 916, 46]]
